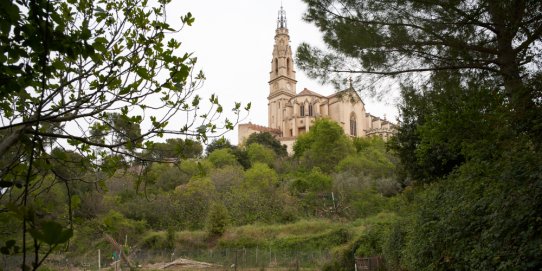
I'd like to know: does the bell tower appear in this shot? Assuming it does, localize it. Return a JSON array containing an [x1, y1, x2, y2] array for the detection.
[[268, 6, 296, 130], [269, 5, 297, 96]]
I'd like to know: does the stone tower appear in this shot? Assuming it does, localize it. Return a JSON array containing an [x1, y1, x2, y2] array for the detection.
[[268, 6, 296, 131]]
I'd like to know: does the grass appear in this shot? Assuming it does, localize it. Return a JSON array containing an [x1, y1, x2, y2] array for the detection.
[[219, 219, 345, 249]]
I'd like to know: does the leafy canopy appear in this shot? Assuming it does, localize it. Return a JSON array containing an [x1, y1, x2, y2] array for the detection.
[[297, 0, 542, 138], [0, 0, 247, 269], [293, 118, 354, 173]]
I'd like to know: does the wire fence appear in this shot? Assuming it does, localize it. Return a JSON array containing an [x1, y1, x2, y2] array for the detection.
[[132, 247, 331, 269], [3, 248, 331, 270]]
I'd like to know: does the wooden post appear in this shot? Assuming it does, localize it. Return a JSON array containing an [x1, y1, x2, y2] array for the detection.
[[103, 233, 134, 269], [98, 249, 101, 270], [234, 250, 238, 271]]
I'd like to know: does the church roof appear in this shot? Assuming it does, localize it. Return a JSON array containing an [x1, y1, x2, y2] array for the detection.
[[241, 123, 281, 135], [296, 88, 326, 98], [327, 87, 365, 105]]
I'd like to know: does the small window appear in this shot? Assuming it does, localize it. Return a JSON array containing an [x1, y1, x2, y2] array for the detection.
[[308, 104, 313, 116], [300, 104, 305, 116], [275, 58, 278, 74]]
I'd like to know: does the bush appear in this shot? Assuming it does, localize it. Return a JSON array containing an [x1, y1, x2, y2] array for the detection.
[[206, 202, 231, 236], [140, 230, 174, 250]]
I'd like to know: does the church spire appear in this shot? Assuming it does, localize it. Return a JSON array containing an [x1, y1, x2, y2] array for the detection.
[[268, 5, 297, 130], [277, 5, 287, 29], [269, 5, 296, 97]]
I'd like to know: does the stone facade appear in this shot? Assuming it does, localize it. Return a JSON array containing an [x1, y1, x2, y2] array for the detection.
[[238, 6, 395, 154]]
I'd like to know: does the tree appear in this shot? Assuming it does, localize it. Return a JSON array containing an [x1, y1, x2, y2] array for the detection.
[[297, 0, 542, 137], [245, 132, 287, 157], [206, 202, 230, 236], [290, 167, 334, 216], [338, 137, 396, 179], [0, 0, 247, 269], [145, 138, 203, 161], [206, 137, 250, 169], [225, 163, 295, 225], [246, 143, 276, 168], [293, 118, 354, 173], [206, 137, 234, 155], [174, 176, 217, 230], [207, 148, 239, 168]]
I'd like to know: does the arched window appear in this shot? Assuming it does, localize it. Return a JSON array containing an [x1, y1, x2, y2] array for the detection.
[[274, 58, 278, 74], [287, 58, 290, 74], [350, 113, 357, 136], [300, 103, 305, 116], [308, 103, 313, 116]]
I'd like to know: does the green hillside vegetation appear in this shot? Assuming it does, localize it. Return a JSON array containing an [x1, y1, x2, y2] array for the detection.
[[1, 120, 405, 270], [2, 0, 540, 270]]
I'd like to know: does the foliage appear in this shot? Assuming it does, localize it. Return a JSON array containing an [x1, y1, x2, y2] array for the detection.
[[205, 137, 234, 155], [102, 210, 146, 242], [0, 0, 248, 268], [207, 148, 239, 168], [321, 212, 399, 271], [145, 138, 203, 161], [296, 5, 542, 264], [145, 163, 191, 191], [290, 167, 332, 194], [221, 163, 297, 225], [297, 0, 542, 140], [218, 219, 348, 250], [245, 132, 287, 157], [338, 137, 396, 179], [289, 167, 334, 217], [174, 176, 217, 230], [389, 72, 506, 183], [140, 230, 175, 250], [206, 202, 231, 236], [246, 143, 276, 168], [401, 148, 542, 271], [243, 162, 279, 189], [293, 118, 354, 173], [209, 165, 244, 193], [206, 137, 250, 169]]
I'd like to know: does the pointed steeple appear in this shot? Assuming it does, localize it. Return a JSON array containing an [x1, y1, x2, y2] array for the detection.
[[277, 5, 287, 29], [269, 6, 296, 97], [268, 5, 297, 130]]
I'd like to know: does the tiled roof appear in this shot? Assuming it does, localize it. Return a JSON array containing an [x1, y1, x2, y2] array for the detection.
[[241, 123, 281, 134]]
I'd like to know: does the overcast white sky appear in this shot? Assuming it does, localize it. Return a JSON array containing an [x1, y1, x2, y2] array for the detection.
[[168, 0, 398, 144]]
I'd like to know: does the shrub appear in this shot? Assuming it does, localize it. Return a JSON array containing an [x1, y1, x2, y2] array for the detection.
[[206, 202, 231, 236]]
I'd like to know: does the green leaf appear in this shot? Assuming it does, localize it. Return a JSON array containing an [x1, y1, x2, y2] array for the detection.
[[136, 67, 151, 80], [0, 1, 20, 22], [30, 221, 73, 245], [93, 37, 108, 52], [181, 12, 195, 26]]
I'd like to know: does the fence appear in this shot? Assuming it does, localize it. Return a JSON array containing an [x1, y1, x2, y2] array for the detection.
[[3, 247, 331, 270], [132, 248, 330, 270], [355, 256, 383, 271]]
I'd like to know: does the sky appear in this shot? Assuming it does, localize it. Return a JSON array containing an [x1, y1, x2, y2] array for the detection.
[[168, 0, 398, 144]]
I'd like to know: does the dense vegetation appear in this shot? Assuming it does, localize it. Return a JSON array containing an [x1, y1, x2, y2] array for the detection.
[[1, 0, 541, 270], [1, 121, 404, 270], [296, 0, 542, 270]]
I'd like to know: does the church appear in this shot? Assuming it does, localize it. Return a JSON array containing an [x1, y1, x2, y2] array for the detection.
[[238, 6, 396, 154]]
